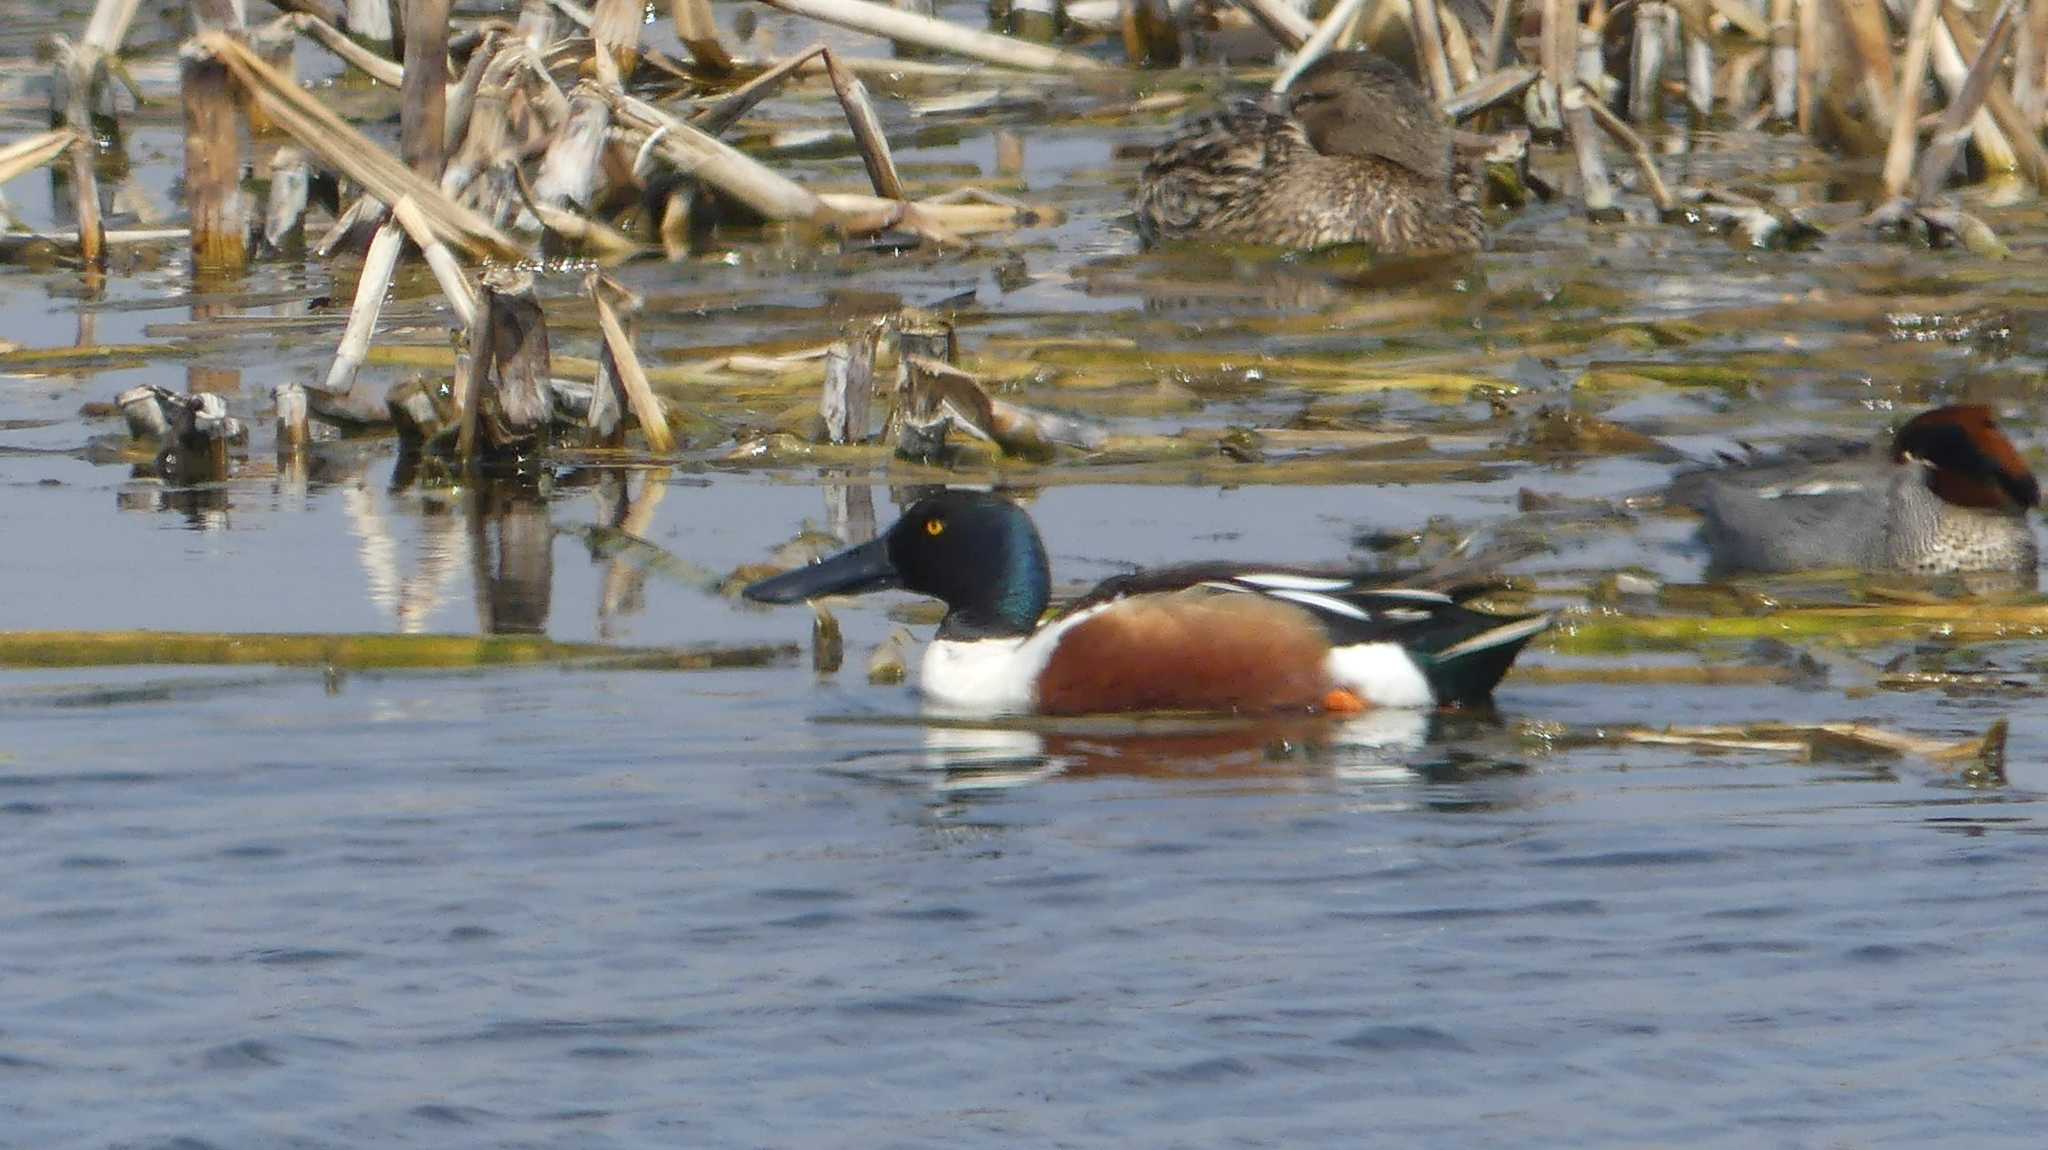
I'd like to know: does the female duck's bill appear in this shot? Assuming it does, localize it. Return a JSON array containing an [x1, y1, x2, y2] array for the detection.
[[743, 491, 1550, 718]]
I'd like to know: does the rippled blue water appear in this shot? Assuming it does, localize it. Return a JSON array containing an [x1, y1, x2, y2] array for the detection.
[[6, 659, 2046, 1147]]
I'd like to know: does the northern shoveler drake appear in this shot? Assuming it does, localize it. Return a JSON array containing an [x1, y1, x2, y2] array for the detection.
[[742, 491, 1550, 716], [1668, 404, 2040, 575], [1133, 50, 1483, 254]]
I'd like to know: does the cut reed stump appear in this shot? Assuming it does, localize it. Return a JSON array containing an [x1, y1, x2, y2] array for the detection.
[[457, 267, 554, 468], [184, 2, 249, 276]]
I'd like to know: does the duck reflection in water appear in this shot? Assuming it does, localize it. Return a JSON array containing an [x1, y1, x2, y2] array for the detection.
[[916, 708, 1437, 788]]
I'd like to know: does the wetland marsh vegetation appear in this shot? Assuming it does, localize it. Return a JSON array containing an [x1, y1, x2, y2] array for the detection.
[[4, 0, 2048, 1143]]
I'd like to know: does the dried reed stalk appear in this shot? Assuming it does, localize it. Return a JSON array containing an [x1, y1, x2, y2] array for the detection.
[[1443, 65, 1538, 118], [1945, 8, 2048, 188], [82, 0, 144, 54], [1275, 0, 1375, 93], [1584, 88, 1679, 211], [1932, 7, 2019, 179], [608, 88, 832, 223], [1769, 0, 1797, 120], [691, 45, 829, 135], [322, 218, 404, 395], [289, 9, 406, 85], [1629, 1, 1670, 122], [1796, 0, 1820, 130], [671, 0, 735, 72], [824, 50, 906, 199], [347, 0, 395, 52], [0, 131, 80, 187], [1235, 0, 1315, 49], [755, 0, 1113, 72], [1881, 0, 1943, 198], [589, 276, 675, 453], [1832, 0, 1896, 127], [1917, 0, 2021, 198], [182, 35, 245, 275], [197, 32, 525, 261], [1438, 0, 1480, 87], [390, 195, 478, 327], [1409, 0, 1457, 102], [401, 0, 451, 178]]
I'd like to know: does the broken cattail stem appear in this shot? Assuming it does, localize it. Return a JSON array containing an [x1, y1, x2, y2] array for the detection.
[[1008, 0, 1060, 42], [2022, 0, 2048, 125], [609, 89, 832, 223], [200, 32, 523, 261], [1533, 0, 1570, 132], [0, 131, 78, 186], [463, 268, 554, 465], [690, 44, 830, 135], [1408, 0, 1456, 103], [1630, 1, 1669, 122], [274, 382, 310, 453], [752, 0, 1111, 73], [263, 146, 307, 247], [1275, 0, 1374, 93], [1680, 0, 1714, 117], [1438, 0, 1480, 88], [1917, 0, 2021, 200], [1443, 65, 1539, 118], [1119, 0, 1182, 67], [1484, 0, 1515, 71], [1833, 0, 1895, 128], [290, 9, 406, 85], [823, 50, 906, 200], [322, 218, 405, 395], [67, 132, 104, 271], [592, 0, 645, 74], [1882, 0, 1943, 199], [671, 0, 735, 72], [390, 195, 478, 328], [181, 35, 246, 275], [533, 84, 613, 210], [1563, 83, 1619, 217], [1795, 0, 1820, 131], [589, 276, 675, 454], [444, 31, 496, 153], [1584, 88, 1680, 212], [401, 0, 451, 179], [1931, 7, 2020, 181], [83, 0, 145, 55], [1768, 0, 1796, 121], [1234, 0, 1315, 49], [821, 329, 877, 444], [347, 0, 396, 55], [52, 45, 105, 271], [1945, 9, 2048, 189]]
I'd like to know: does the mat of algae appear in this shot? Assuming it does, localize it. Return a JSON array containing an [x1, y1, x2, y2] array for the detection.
[[6, 1, 2048, 1145]]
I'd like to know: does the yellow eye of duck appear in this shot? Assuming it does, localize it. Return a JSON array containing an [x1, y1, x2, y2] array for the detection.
[[925, 519, 946, 536]]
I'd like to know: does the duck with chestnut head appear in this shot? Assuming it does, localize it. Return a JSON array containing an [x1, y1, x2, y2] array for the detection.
[[1668, 405, 2040, 576], [1134, 50, 1483, 254]]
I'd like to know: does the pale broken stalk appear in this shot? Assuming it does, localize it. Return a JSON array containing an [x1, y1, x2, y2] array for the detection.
[[1274, 0, 1374, 93], [589, 276, 675, 454], [390, 195, 478, 327], [824, 49, 906, 200], [608, 88, 831, 224], [322, 218, 406, 396], [1915, 0, 2020, 202], [752, 0, 1112, 72], [1881, 0, 1944, 200]]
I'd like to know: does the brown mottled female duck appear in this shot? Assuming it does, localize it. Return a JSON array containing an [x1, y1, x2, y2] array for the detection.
[[1135, 50, 1482, 254]]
